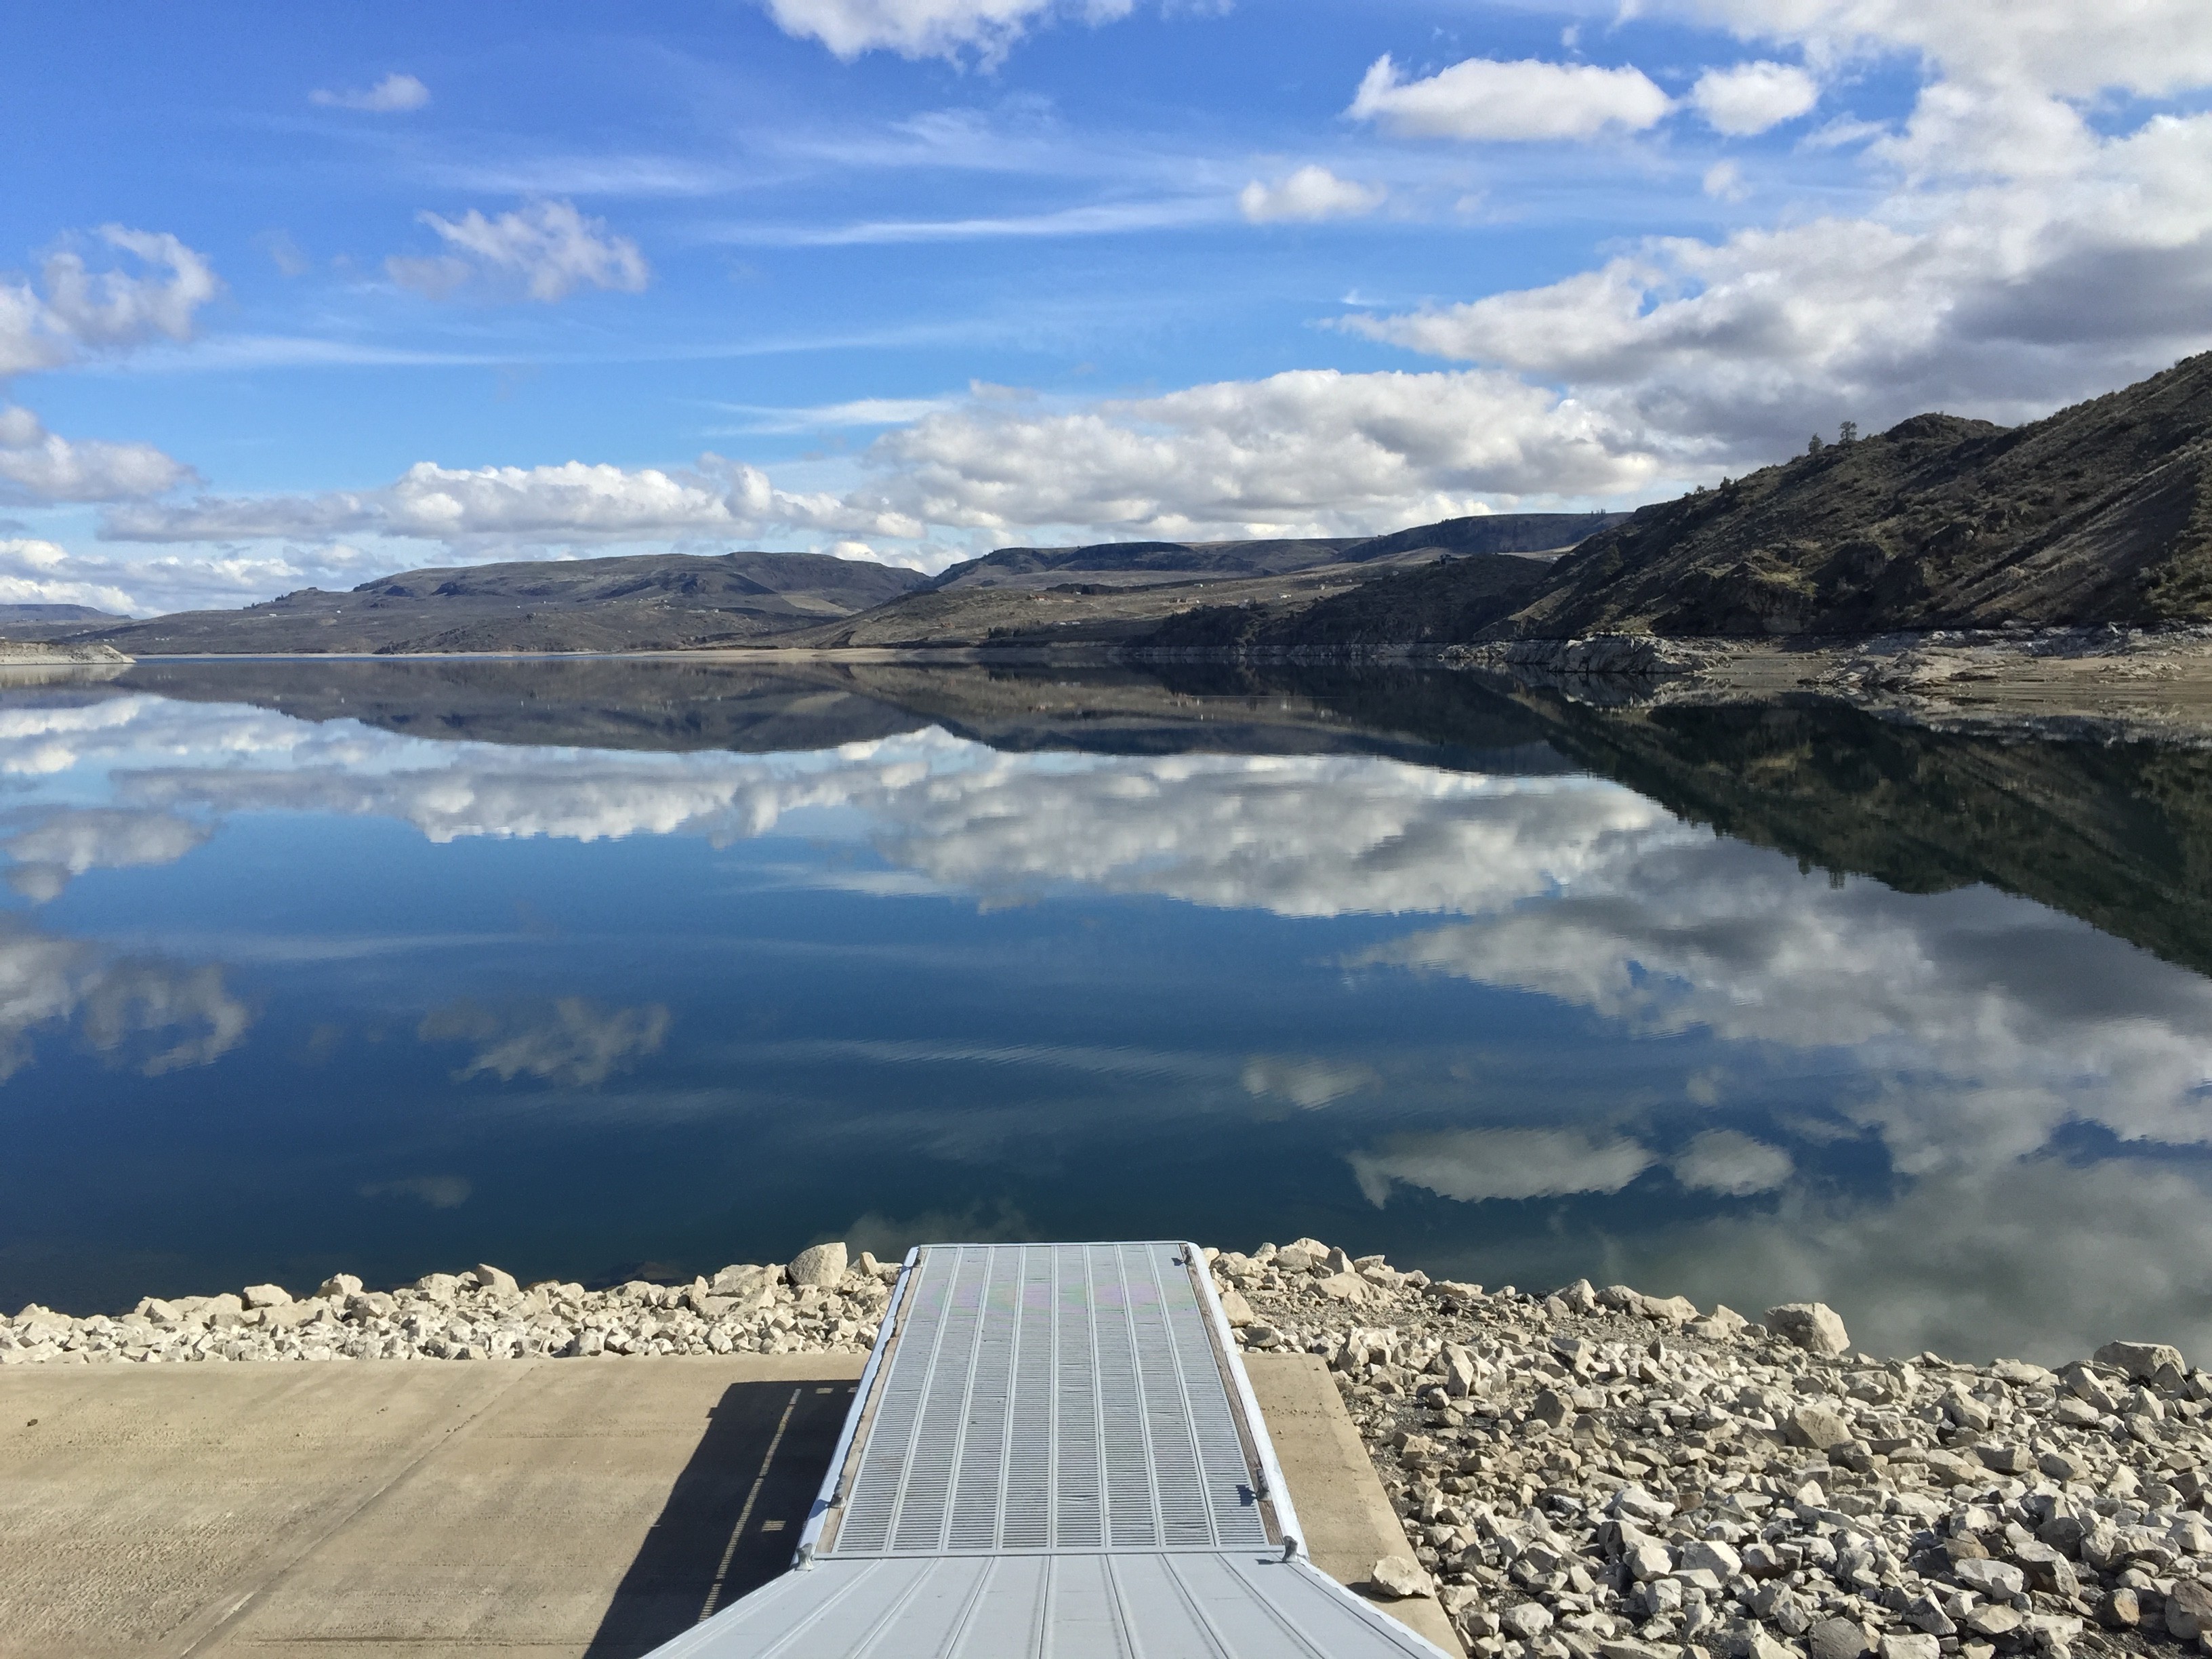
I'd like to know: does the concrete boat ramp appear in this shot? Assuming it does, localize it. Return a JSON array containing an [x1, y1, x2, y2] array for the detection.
[[0, 1242, 1460, 1658]]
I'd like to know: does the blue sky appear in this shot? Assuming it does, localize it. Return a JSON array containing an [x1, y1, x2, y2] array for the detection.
[[3, 0, 2211, 612]]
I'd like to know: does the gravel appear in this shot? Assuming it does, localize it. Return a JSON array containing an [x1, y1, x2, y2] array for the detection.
[[1218, 1239, 2212, 1659]]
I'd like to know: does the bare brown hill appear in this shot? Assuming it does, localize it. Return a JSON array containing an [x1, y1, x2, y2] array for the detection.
[[72, 550, 928, 655], [1504, 351, 2212, 636], [1149, 352, 2212, 649]]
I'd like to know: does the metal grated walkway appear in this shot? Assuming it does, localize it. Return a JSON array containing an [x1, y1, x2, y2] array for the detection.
[[831, 1242, 1269, 1558], [644, 1241, 1453, 1659]]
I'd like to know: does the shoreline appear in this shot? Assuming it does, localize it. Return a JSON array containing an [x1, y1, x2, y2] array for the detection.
[[7, 1240, 2206, 1657], [57, 626, 2212, 743]]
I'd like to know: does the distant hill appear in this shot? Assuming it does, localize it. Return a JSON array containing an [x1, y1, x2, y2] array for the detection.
[[762, 512, 1629, 649], [928, 512, 1624, 592], [73, 550, 928, 655], [56, 514, 1629, 657], [1499, 352, 2212, 637], [0, 603, 130, 639]]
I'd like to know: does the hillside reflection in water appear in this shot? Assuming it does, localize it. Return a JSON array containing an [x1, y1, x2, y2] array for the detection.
[[1, 659, 2207, 1366]]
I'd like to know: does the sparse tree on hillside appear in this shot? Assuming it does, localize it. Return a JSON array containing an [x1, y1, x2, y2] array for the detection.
[[1807, 433, 1825, 455], [1839, 420, 1859, 444]]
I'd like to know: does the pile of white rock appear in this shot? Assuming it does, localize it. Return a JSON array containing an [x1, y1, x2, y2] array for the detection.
[[1215, 1240, 2211, 1659], [0, 1242, 892, 1367]]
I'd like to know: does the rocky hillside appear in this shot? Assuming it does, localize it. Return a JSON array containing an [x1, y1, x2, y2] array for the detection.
[[69, 550, 928, 655], [1168, 354, 2212, 648], [1144, 552, 1556, 653], [1504, 352, 2212, 637]]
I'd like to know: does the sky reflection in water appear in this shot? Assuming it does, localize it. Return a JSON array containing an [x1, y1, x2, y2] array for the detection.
[[1, 664, 2207, 1367]]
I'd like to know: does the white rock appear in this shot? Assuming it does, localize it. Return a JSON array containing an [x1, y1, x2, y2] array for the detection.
[[1950, 1559, 2026, 1599], [241, 1284, 291, 1309], [2094, 1339, 2186, 1382], [1765, 1303, 1851, 1356], [1500, 1602, 1553, 1637], [1370, 1554, 1434, 1599], [317, 1274, 363, 1299], [1217, 1288, 1254, 1328], [787, 1242, 848, 1289], [470, 1264, 519, 1296], [1683, 1540, 1743, 1578]]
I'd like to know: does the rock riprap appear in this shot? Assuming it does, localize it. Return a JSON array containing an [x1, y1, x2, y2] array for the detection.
[[0, 1251, 899, 1366], [1213, 1241, 2212, 1659], [6, 1241, 2209, 1659]]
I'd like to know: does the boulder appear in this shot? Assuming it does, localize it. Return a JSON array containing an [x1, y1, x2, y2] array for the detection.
[[1369, 1554, 1433, 1599], [241, 1284, 291, 1309], [787, 1242, 848, 1289], [2038, 1449, 2091, 1482], [1639, 1294, 1700, 1324], [1312, 1271, 1371, 1304], [1273, 1239, 1328, 1274], [1951, 1559, 2026, 1599], [2059, 1362, 2119, 1412], [1683, 1540, 1742, 1578], [1807, 1618, 1876, 1659], [1787, 1404, 1856, 1451], [2094, 1339, 2186, 1382], [1880, 1636, 1940, 1659], [2167, 1580, 2212, 1642], [318, 1273, 363, 1299], [1765, 1303, 1851, 1356], [1531, 1389, 1573, 1429], [1216, 1288, 1254, 1327], [1500, 1602, 1553, 1637], [1441, 1343, 1479, 1397], [1967, 1606, 2024, 1640], [471, 1264, 520, 1296]]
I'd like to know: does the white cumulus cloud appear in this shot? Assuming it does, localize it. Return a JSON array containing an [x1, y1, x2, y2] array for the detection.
[[96, 367, 1668, 563], [309, 73, 430, 113], [1239, 167, 1386, 224], [386, 200, 649, 304], [848, 367, 1664, 540], [1347, 55, 1673, 142], [103, 455, 920, 550], [1689, 62, 1820, 136], [759, 0, 1132, 63], [0, 539, 138, 614], [1343, 104, 2212, 457], [0, 226, 222, 378], [0, 407, 195, 505]]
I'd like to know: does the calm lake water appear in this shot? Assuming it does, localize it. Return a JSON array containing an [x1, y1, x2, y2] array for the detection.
[[3, 658, 2208, 1366]]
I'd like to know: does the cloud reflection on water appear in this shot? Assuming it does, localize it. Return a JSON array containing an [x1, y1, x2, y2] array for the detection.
[[0, 688, 2206, 1360]]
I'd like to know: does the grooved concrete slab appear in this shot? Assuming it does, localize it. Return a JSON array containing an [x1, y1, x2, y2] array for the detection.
[[0, 1351, 1457, 1658]]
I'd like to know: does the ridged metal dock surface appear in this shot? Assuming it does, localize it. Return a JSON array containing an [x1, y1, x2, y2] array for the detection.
[[646, 1241, 1452, 1658], [832, 1242, 1270, 1559]]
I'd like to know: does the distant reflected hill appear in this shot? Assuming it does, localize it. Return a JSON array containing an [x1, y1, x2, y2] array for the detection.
[[110, 656, 2212, 978]]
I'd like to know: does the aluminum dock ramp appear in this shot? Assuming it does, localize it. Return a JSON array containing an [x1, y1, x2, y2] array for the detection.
[[647, 1240, 1452, 1658]]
